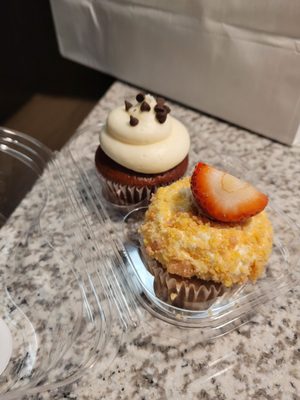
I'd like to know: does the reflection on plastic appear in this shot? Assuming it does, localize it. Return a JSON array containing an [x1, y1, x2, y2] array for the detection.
[[0, 319, 12, 376]]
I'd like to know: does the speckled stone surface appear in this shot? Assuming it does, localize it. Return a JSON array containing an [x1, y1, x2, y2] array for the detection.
[[1, 82, 300, 400]]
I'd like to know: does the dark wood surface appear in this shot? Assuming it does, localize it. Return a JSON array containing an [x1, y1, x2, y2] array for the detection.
[[0, 0, 114, 151], [3, 94, 99, 151]]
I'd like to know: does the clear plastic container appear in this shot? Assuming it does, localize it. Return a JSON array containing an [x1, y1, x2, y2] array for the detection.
[[0, 127, 50, 226], [57, 142, 300, 341], [1, 125, 299, 398], [0, 128, 122, 399]]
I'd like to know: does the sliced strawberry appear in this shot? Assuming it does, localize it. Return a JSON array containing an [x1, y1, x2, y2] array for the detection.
[[191, 162, 268, 223]]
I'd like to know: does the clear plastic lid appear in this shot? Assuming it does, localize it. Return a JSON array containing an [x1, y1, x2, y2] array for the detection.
[[58, 141, 299, 340], [1, 124, 299, 398], [0, 128, 122, 399]]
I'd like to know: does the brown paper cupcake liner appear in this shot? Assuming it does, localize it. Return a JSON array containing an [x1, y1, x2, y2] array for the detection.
[[101, 177, 155, 205], [150, 262, 228, 311]]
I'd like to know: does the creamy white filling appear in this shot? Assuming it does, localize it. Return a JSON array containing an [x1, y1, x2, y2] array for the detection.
[[100, 95, 190, 173]]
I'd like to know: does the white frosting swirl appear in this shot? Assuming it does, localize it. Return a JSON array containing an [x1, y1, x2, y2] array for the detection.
[[100, 94, 190, 174]]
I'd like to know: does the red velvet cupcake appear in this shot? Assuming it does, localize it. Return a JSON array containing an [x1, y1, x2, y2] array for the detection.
[[95, 93, 190, 205]]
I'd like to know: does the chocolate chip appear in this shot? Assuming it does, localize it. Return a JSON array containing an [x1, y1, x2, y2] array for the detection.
[[130, 115, 139, 126], [156, 113, 167, 124], [125, 100, 132, 111], [140, 101, 151, 112], [136, 93, 145, 102], [163, 105, 171, 114], [156, 97, 165, 105], [154, 104, 165, 113]]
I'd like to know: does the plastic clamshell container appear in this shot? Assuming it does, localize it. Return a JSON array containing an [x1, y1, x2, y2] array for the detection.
[[62, 140, 300, 339], [1, 124, 300, 398], [0, 128, 122, 399]]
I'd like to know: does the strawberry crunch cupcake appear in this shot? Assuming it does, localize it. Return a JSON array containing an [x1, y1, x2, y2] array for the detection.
[[140, 163, 273, 310], [95, 93, 190, 205]]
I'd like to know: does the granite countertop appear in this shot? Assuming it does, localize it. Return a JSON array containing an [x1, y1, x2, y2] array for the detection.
[[1, 82, 300, 400]]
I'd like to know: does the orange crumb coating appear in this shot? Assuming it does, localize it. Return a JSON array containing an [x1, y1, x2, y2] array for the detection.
[[140, 177, 273, 287]]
